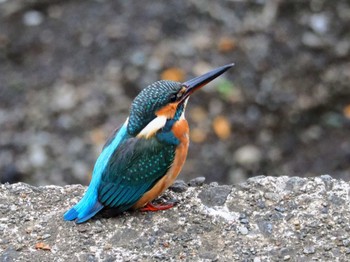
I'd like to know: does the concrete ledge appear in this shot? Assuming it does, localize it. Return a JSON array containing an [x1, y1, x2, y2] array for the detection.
[[1, 176, 350, 261]]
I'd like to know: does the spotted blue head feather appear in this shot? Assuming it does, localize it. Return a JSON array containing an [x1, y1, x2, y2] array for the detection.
[[127, 80, 183, 136]]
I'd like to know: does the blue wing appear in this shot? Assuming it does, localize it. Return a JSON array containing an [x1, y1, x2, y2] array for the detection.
[[64, 121, 129, 223], [64, 120, 177, 223], [97, 136, 176, 212]]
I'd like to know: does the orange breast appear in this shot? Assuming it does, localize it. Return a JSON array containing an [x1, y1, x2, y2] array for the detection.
[[132, 119, 189, 209]]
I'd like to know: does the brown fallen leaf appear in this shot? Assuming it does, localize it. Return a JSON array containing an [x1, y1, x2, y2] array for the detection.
[[213, 116, 231, 140], [189, 106, 207, 123], [161, 67, 185, 82], [343, 104, 350, 119], [218, 36, 236, 53], [90, 128, 107, 146], [35, 242, 51, 251], [190, 128, 207, 143]]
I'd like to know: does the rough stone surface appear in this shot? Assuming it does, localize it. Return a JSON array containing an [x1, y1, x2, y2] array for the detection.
[[188, 176, 206, 187], [1, 176, 350, 261]]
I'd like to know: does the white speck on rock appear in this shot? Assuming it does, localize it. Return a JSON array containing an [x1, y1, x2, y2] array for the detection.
[[204, 206, 237, 221], [254, 257, 262, 262], [239, 226, 249, 235]]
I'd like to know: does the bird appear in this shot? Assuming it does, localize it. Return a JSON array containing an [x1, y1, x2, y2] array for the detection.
[[63, 63, 234, 223]]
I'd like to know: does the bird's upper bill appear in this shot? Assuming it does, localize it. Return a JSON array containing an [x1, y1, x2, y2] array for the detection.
[[179, 63, 235, 103]]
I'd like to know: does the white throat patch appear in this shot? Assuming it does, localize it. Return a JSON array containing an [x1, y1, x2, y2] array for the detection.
[[180, 98, 189, 120], [136, 115, 167, 139]]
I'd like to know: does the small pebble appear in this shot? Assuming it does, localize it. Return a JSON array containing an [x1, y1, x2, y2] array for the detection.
[[343, 239, 350, 247], [275, 206, 285, 212], [198, 185, 231, 207], [240, 218, 249, 224], [253, 257, 261, 262], [239, 226, 249, 235], [239, 213, 247, 219], [93, 227, 103, 234], [257, 220, 273, 235], [303, 246, 315, 254], [200, 252, 218, 260], [209, 182, 219, 187], [239, 213, 249, 224], [324, 245, 332, 251], [169, 180, 188, 193], [188, 177, 206, 187], [257, 199, 266, 209], [42, 234, 51, 240], [78, 226, 88, 233]]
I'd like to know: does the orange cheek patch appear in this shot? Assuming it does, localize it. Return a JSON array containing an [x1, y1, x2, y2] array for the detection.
[[156, 102, 178, 119]]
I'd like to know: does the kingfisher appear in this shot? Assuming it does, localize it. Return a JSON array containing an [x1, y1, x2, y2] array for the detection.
[[63, 63, 234, 223]]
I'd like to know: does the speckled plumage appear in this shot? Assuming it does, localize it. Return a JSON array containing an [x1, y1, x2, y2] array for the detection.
[[128, 80, 183, 136], [64, 81, 185, 223], [63, 64, 234, 223], [98, 137, 176, 212]]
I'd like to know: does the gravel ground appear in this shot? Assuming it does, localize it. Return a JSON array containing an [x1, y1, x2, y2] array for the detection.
[[1, 175, 350, 261], [0, 0, 350, 186]]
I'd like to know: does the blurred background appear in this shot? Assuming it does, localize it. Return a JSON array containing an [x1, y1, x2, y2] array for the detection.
[[0, 0, 349, 186]]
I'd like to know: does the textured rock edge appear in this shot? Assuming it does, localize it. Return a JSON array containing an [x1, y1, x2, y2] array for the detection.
[[1, 175, 350, 261]]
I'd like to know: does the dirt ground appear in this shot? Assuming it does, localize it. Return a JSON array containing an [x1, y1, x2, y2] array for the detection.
[[0, 0, 349, 186]]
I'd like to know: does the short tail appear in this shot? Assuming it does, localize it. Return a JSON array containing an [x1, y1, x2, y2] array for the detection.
[[63, 192, 104, 223]]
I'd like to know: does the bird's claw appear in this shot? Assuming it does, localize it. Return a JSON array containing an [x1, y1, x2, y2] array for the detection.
[[140, 200, 178, 212]]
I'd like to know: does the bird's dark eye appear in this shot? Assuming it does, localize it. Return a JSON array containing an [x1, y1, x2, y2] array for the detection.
[[170, 88, 186, 103], [170, 94, 177, 102]]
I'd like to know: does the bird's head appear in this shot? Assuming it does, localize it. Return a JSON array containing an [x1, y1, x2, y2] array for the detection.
[[127, 63, 234, 138]]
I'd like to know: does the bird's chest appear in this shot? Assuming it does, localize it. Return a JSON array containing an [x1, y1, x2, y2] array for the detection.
[[156, 119, 189, 146], [172, 119, 189, 145]]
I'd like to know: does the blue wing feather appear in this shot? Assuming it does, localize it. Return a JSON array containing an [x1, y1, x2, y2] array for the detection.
[[64, 119, 177, 223], [63, 120, 129, 223], [97, 136, 176, 212]]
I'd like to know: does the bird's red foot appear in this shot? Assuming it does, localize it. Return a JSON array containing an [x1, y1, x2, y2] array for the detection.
[[140, 202, 175, 212]]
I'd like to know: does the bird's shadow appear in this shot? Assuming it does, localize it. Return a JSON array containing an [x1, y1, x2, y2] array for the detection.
[[93, 195, 179, 221]]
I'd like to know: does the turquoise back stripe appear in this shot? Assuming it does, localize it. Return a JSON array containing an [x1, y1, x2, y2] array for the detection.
[[73, 119, 129, 214]]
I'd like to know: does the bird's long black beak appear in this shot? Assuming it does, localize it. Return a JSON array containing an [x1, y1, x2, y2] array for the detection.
[[180, 63, 234, 102]]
